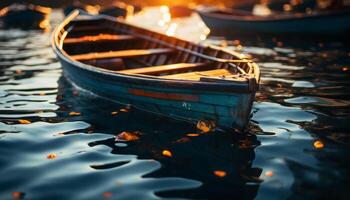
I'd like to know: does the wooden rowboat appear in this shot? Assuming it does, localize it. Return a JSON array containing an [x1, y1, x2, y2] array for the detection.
[[197, 6, 350, 35], [0, 4, 51, 29], [52, 10, 260, 131]]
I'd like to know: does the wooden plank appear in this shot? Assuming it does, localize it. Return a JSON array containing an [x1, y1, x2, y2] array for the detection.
[[118, 63, 208, 75], [71, 48, 175, 61], [83, 58, 125, 70], [161, 69, 233, 80], [64, 34, 136, 44], [200, 75, 248, 83]]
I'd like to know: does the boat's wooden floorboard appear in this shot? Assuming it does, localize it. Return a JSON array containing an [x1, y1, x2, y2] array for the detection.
[[70, 48, 175, 61], [117, 63, 208, 75], [161, 69, 234, 80], [64, 34, 137, 44]]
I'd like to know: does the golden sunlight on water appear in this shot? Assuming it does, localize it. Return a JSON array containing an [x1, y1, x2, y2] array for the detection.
[[127, 6, 210, 42]]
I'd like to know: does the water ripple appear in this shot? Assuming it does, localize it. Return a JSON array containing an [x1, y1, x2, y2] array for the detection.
[[0, 8, 349, 200]]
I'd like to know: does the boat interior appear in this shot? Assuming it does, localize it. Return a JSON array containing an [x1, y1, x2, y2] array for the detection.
[[59, 15, 257, 83]]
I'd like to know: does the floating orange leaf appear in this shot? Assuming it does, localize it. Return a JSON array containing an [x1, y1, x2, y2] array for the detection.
[[12, 191, 23, 200], [69, 111, 81, 116], [176, 137, 190, 143], [265, 170, 273, 177], [313, 140, 324, 149], [186, 133, 200, 137], [115, 131, 140, 141], [39, 92, 46, 96], [196, 120, 215, 133], [47, 153, 57, 159], [18, 119, 31, 124], [162, 150, 172, 157], [120, 108, 128, 112], [214, 170, 226, 177], [342, 67, 348, 72], [103, 192, 112, 199], [15, 69, 22, 74], [111, 111, 118, 115]]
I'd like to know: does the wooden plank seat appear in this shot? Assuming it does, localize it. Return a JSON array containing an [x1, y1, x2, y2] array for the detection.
[[64, 34, 137, 44], [117, 63, 208, 75], [161, 69, 236, 80], [83, 58, 125, 70], [71, 48, 175, 61]]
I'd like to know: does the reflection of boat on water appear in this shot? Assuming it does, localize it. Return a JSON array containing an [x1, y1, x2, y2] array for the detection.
[[197, 4, 350, 35], [52, 11, 260, 131], [0, 4, 51, 30], [56, 76, 262, 199]]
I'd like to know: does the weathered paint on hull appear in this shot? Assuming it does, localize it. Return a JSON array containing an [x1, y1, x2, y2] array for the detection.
[[198, 10, 350, 35], [59, 58, 255, 130]]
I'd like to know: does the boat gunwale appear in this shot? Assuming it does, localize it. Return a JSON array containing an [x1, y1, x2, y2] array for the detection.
[[197, 7, 350, 22], [52, 10, 260, 93]]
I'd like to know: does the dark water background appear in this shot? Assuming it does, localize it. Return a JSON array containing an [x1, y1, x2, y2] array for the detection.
[[1, 9, 350, 200]]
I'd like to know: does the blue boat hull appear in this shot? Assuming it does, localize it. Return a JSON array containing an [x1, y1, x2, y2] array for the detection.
[[59, 57, 255, 131], [198, 9, 350, 35]]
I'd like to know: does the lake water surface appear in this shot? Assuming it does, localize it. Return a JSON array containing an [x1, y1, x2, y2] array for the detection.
[[0, 8, 349, 200]]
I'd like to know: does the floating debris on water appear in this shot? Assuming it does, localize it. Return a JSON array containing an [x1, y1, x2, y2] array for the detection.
[[18, 119, 31, 124], [69, 111, 81, 116], [12, 191, 24, 200], [196, 120, 215, 133], [265, 170, 273, 177], [214, 170, 226, 177], [176, 137, 191, 143], [119, 108, 129, 112], [186, 133, 200, 137], [47, 153, 57, 159], [103, 191, 112, 199], [314, 140, 324, 149], [115, 131, 140, 142], [111, 111, 118, 115], [162, 150, 172, 157]]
